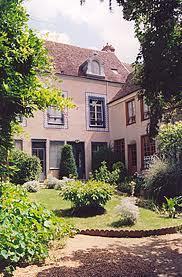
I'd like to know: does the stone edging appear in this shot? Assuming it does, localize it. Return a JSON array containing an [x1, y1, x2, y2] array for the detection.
[[79, 225, 182, 238]]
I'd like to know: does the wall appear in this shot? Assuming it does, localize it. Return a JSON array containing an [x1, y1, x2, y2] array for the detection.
[[17, 74, 121, 179], [109, 91, 149, 172]]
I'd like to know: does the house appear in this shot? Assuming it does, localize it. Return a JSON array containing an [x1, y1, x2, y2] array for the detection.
[[15, 41, 155, 180]]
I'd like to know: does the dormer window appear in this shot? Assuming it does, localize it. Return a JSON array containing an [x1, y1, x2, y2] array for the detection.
[[91, 60, 100, 75], [80, 55, 105, 79]]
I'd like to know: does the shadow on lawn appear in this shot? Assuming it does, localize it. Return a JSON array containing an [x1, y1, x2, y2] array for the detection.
[[54, 206, 106, 218], [37, 235, 182, 277]]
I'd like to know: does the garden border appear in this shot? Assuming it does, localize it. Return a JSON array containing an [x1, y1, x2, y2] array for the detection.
[[79, 225, 182, 238]]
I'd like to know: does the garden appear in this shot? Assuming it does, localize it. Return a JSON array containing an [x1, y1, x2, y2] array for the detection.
[[0, 122, 182, 276]]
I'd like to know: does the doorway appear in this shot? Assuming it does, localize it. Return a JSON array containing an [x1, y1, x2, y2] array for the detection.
[[128, 143, 137, 175], [68, 142, 85, 179], [32, 140, 46, 181]]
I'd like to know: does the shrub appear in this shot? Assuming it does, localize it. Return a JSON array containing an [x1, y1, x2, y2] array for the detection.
[[10, 149, 42, 185], [45, 174, 62, 189], [136, 199, 157, 211], [144, 158, 182, 203], [94, 161, 120, 185], [112, 161, 128, 183], [117, 198, 139, 225], [0, 183, 74, 274], [60, 144, 78, 179], [55, 177, 74, 190], [61, 179, 114, 209], [23, 180, 40, 192]]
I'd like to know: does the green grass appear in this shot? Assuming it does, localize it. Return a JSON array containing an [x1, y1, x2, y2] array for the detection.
[[29, 189, 182, 230]]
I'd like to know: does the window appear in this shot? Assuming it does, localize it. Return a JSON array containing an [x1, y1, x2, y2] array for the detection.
[[141, 98, 150, 121], [126, 99, 136, 125], [14, 140, 23, 151], [91, 142, 107, 154], [50, 141, 64, 169], [89, 97, 105, 128], [91, 61, 100, 75], [141, 135, 156, 169], [114, 139, 125, 163], [47, 107, 64, 126]]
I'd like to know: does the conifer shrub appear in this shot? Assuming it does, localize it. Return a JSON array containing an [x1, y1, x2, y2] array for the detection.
[[59, 144, 78, 179], [10, 149, 42, 185]]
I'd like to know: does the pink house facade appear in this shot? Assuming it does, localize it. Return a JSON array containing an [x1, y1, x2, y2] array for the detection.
[[15, 42, 156, 179]]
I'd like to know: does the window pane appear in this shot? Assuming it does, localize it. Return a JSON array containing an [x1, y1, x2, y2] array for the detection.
[[14, 140, 23, 151], [91, 61, 100, 75], [47, 107, 64, 125], [50, 141, 64, 169], [89, 97, 105, 127]]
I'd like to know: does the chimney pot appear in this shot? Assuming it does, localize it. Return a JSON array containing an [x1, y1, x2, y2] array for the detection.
[[101, 43, 115, 53]]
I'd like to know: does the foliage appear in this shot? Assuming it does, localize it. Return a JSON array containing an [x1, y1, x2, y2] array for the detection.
[[136, 199, 157, 212], [0, 0, 74, 178], [94, 161, 120, 185], [81, 0, 182, 136], [0, 183, 74, 274], [116, 197, 139, 226], [163, 196, 182, 218], [61, 179, 114, 209], [92, 145, 122, 171], [158, 122, 182, 162], [23, 180, 40, 193], [144, 158, 182, 203], [45, 174, 62, 189], [10, 149, 42, 185], [112, 161, 128, 183], [60, 144, 78, 179]]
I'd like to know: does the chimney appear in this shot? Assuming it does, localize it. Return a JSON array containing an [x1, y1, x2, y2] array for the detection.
[[101, 43, 115, 53]]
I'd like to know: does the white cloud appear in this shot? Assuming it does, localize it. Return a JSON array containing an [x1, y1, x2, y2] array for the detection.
[[25, 0, 139, 63], [40, 30, 71, 44]]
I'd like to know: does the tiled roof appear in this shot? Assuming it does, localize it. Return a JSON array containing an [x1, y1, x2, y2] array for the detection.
[[109, 73, 141, 103], [45, 41, 132, 83]]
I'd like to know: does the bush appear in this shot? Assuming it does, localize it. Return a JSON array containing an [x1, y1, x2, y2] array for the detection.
[[10, 149, 42, 185], [45, 174, 62, 189], [60, 144, 78, 179], [117, 198, 139, 225], [144, 158, 182, 203], [22, 180, 40, 192], [55, 177, 74, 190], [61, 179, 114, 209], [94, 161, 120, 185], [112, 161, 128, 183], [0, 183, 74, 274], [136, 198, 157, 211]]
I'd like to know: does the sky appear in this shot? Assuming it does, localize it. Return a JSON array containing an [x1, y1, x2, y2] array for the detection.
[[24, 0, 140, 63]]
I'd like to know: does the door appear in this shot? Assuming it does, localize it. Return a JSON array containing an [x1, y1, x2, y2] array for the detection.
[[32, 140, 46, 181], [68, 142, 85, 179], [128, 143, 137, 175]]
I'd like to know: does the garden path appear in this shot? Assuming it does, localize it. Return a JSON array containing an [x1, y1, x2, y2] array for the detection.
[[15, 233, 182, 277]]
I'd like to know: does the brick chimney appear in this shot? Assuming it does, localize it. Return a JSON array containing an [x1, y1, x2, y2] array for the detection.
[[101, 43, 115, 53]]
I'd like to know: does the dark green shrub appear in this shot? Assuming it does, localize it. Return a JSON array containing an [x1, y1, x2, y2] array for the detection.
[[60, 144, 78, 179], [92, 145, 121, 171], [144, 159, 182, 203], [10, 149, 42, 185], [112, 161, 128, 183], [94, 161, 120, 185], [0, 183, 74, 274], [61, 179, 114, 209], [136, 198, 157, 211]]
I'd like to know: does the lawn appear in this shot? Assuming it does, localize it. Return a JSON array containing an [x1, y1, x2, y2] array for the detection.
[[29, 189, 182, 230]]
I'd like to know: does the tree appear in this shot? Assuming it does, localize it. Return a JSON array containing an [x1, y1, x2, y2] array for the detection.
[[60, 144, 78, 179], [81, 0, 182, 137], [157, 121, 182, 163], [0, 0, 74, 176]]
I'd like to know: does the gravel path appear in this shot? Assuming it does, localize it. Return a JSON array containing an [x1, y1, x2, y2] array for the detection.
[[14, 233, 182, 277]]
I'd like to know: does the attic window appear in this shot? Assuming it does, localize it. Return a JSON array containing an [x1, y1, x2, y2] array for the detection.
[[91, 60, 100, 75], [111, 68, 118, 74]]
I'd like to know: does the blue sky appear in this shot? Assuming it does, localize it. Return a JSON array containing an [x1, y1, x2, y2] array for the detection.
[[25, 0, 139, 63]]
